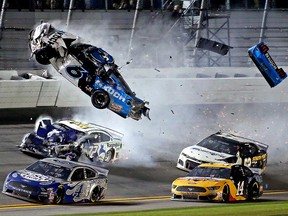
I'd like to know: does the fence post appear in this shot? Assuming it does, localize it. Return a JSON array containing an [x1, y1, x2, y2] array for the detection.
[[66, 0, 75, 30], [259, 0, 269, 42], [0, 0, 7, 40]]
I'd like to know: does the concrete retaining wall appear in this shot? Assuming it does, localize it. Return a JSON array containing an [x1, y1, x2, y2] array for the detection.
[[0, 66, 288, 110]]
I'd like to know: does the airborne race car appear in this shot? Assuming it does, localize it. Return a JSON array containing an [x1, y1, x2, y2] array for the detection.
[[2, 158, 108, 204], [18, 118, 123, 163], [29, 22, 150, 121]]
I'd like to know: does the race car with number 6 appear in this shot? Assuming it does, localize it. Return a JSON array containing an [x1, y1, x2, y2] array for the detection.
[[171, 163, 263, 202], [29, 22, 150, 121]]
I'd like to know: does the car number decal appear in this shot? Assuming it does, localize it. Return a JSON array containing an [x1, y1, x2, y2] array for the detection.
[[236, 181, 245, 196], [65, 66, 86, 79]]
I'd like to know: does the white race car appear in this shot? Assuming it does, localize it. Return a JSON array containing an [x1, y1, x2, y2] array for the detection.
[[19, 117, 123, 163], [177, 132, 268, 173]]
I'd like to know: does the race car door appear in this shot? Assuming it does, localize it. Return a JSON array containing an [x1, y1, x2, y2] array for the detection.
[[230, 165, 249, 198]]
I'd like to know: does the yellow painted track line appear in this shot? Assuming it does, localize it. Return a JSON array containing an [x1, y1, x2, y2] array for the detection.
[[1, 191, 288, 210]]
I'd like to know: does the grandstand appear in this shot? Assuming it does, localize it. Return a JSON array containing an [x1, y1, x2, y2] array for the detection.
[[0, 0, 287, 70]]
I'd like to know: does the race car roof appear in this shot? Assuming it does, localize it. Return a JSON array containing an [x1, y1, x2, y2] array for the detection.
[[40, 157, 109, 176], [215, 132, 269, 151], [58, 120, 123, 139]]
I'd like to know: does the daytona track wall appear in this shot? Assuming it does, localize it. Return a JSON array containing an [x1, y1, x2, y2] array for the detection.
[[0, 66, 287, 110]]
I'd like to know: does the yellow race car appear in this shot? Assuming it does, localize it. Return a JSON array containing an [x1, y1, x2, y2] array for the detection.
[[171, 163, 263, 202]]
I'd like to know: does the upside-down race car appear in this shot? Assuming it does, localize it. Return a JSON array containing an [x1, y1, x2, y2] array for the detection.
[[2, 158, 108, 204], [177, 132, 268, 174], [29, 22, 150, 121], [18, 117, 123, 163], [171, 163, 263, 202], [248, 41, 287, 87]]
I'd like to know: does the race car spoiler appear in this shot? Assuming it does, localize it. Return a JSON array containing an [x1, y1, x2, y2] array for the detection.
[[248, 41, 287, 88]]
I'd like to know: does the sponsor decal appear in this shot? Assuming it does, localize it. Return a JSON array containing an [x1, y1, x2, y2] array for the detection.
[[110, 103, 123, 113], [68, 120, 93, 129], [264, 52, 278, 70], [20, 171, 52, 182], [103, 86, 126, 102]]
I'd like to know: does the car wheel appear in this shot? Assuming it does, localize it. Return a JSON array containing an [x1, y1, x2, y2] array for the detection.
[[104, 150, 114, 162], [90, 186, 101, 203], [91, 90, 110, 109], [248, 181, 259, 201], [53, 186, 64, 204], [34, 46, 56, 65], [222, 185, 230, 202]]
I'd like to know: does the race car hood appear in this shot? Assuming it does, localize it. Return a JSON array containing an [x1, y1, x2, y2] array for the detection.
[[181, 146, 232, 163], [9, 170, 58, 187], [172, 176, 226, 187]]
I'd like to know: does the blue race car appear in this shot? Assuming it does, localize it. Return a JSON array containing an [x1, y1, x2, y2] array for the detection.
[[2, 158, 108, 204], [29, 23, 150, 121], [248, 41, 287, 87]]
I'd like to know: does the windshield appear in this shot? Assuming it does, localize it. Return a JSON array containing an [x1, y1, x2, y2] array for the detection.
[[187, 166, 231, 179], [26, 161, 71, 180], [197, 136, 239, 155]]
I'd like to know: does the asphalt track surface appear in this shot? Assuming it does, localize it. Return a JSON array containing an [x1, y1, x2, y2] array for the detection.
[[1, 106, 288, 215]]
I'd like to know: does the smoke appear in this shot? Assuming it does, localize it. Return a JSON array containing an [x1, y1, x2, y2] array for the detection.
[[40, 14, 288, 169]]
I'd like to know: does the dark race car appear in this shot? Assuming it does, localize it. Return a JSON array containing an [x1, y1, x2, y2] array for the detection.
[[18, 117, 123, 163], [248, 41, 287, 87], [177, 132, 268, 174], [2, 158, 108, 204], [29, 22, 150, 121]]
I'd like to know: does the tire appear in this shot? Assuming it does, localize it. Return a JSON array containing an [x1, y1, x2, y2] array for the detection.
[[248, 181, 259, 201], [104, 149, 114, 162], [90, 186, 101, 203], [34, 46, 57, 65], [53, 186, 65, 204], [222, 185, 230, 202], [91, 90, 110, 109]]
